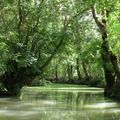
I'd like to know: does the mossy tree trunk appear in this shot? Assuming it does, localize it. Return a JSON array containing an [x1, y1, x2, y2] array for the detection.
[[1, 59, 38, 96], [101, 44, 115, 96], [2, 70, 37, 95], [91, 5, 120, 97]]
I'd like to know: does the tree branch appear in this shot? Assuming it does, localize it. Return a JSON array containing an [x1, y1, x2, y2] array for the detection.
[[40, 8, 89, 71], [91, 5, 103, 28]]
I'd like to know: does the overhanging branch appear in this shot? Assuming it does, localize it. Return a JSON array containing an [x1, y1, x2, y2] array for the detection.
[[40, 8, 89, 71]]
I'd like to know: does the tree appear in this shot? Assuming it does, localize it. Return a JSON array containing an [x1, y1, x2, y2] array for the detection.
[[91, 1, 120, 97], [0, 0, 88, 95]]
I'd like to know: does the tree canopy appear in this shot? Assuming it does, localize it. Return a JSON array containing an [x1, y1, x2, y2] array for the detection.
[[0, 0, 120, 99]]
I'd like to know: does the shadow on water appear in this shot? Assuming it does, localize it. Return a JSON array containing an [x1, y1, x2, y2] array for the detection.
[[0, 87, 120, 120]]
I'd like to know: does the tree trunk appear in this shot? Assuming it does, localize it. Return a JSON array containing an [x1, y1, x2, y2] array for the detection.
[[18, 0, 23, 42], [2, 70, 36, 96], [82, 61, 89, 80], [76, 58, 82, 81], [1, 60, 38, 96], [67, 64, 73, 83], [2, 71, 23, 95], [55, 64, 58, 82], [101, 43, 115, 96], [109, 52, 120, 97], [91, 5, 118, 97], [67, 64, 70, 82]]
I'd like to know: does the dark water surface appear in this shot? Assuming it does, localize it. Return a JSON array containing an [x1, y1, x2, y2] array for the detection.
[[0, 86, 120, 120]]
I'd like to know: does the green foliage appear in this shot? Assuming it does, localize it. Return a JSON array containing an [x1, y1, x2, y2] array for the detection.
[[0, 41, 8, 72], [0, 82, 6, 91], [31, 77, 52, 86], [0, 0, 120, 95]]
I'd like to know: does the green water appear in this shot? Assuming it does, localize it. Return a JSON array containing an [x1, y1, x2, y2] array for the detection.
[[0, 85, 120, 120]]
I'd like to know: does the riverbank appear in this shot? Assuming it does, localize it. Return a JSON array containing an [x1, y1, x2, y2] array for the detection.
[[21, 83, 104, 99]]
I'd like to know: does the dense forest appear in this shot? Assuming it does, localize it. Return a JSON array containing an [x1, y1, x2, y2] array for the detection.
[[0, 0, 120, 99]]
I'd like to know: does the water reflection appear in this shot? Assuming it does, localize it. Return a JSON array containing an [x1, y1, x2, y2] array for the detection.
[[0, 87, 120, 120]]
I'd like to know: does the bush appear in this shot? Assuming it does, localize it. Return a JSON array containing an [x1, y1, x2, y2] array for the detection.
[[78, 76, 105, 88], [31, 77, 52, 86], [0, 82, 6, 91]]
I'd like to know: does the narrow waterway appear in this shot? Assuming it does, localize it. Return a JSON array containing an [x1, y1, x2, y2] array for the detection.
[[0, 85, 120, 120]]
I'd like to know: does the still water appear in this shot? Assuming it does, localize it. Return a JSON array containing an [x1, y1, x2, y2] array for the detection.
[[0, 86, 120, 120]]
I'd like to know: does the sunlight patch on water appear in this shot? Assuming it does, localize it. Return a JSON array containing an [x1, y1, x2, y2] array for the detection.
[[24, 87, 103, 91], [22, 87, 104, 92], [84, 102, 118, 109], [49, 89, 104, 93], [106, 109, 120, 113], [0, 109, 39, 117], [40, 100, 57, 105], [41, 87, 103, 90]]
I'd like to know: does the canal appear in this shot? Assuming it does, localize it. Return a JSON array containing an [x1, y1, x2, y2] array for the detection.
[[0, 84, 120, 120]]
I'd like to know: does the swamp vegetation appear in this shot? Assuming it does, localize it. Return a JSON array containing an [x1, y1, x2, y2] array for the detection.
[[0, 0, 120, 100], [1, 1, 120, 119]]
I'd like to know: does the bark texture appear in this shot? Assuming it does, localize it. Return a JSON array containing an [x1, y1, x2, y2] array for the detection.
[[91, 5, 120, 97]]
